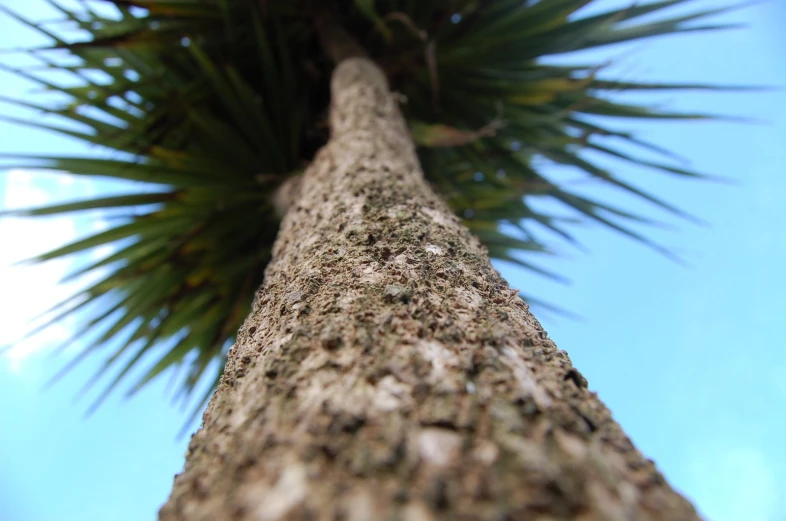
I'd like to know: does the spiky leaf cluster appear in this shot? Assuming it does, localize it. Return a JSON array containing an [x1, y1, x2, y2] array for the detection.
[[0, 0, 741, 424]]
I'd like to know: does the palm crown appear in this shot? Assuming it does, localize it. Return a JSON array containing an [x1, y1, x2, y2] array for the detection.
[[0, 0, 742, 428]]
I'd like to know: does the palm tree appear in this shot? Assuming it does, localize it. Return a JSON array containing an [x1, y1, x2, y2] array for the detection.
[[0, 0, 746, 518]]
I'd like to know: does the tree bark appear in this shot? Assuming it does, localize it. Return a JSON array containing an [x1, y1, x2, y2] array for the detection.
[[160, 58, 700, 521]]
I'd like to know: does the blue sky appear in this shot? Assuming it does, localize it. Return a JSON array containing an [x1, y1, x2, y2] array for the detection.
[[1, 1, 784, 520]]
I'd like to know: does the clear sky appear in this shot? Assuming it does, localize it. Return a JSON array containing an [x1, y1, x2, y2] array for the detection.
[[1, 1, 784, 520]]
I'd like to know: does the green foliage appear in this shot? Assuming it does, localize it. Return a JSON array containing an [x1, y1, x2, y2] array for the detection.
[[0, 0, 746, 426]]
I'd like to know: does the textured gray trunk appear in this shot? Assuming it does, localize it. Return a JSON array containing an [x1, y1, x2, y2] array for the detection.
[[160, 58, 700, 521]]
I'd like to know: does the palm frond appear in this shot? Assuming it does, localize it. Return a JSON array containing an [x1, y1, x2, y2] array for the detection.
[[0, 0, 748, 429]]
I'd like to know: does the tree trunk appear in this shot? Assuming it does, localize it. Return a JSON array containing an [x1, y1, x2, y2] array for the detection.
[[159, 58, 700, 521]]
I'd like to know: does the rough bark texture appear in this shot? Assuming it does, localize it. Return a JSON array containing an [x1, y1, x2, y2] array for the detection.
[[160, 58, 701, 521]]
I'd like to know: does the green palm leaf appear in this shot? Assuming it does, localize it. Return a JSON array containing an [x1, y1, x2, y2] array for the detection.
[[0, 0, 751, 429]]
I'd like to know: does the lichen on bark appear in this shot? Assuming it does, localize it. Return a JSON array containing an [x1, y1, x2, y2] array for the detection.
[[159, 57, 701, 521]]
